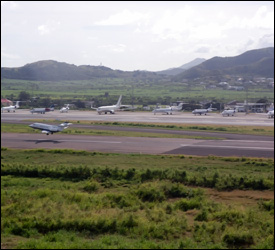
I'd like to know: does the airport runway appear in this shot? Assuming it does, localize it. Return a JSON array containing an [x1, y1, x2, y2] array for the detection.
[[1, 133, 274, 158], [1, 109, 274, 126], [1, 110, 274, 158]]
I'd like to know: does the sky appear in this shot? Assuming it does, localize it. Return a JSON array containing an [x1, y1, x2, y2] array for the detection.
[[1, 1, 274, 71]]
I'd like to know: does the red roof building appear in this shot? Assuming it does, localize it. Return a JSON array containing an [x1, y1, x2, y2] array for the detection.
[[1, 99, 13, 105]]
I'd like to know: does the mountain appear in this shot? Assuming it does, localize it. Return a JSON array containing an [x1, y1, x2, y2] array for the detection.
[[173, 47, 274, 80], [156, 58, 206, 76], [1, 60, 159, 81], [179, 58, 206, 70]]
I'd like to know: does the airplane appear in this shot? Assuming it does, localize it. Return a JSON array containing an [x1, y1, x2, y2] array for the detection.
[[152, 103, 184, 115], [1, 101, 20, 113], [221, 108, 236, 117], [91, 95, 122, 114], [192, 104, 213, 115], [60, 104, 70, 113], [267, 103, 274, 118], [30, 105, 55, 114], [267, 110, 274, 118], [29, 121, 72, 135]]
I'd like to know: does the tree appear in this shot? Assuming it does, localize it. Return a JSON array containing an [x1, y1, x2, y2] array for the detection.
[[18, 91, 30, 101]]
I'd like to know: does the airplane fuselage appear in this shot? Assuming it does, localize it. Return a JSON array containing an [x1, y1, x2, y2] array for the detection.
[[153, 107, 173, 115], [192, 109, 208, 115], [97, 105, 118, 114], [1, 106, 16, 113], [221, 110, 236, 116], [29, 122, 72, 135], [30, 108, 46, 114]]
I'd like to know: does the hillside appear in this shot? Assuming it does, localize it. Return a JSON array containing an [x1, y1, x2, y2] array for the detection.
[[173, 47, 274, 80], [1, 60, 159, 81], [156, 58, 206, 76]]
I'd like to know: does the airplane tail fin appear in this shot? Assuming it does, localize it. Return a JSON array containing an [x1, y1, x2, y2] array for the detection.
[[207, 104, 213, 111], [59, 122, 72, 128], [15, 101, 20, 108], [177, 103, 184, 110], [116, 95, 122, 107]]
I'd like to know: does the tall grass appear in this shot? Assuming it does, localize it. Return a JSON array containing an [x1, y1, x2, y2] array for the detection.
[[1, 149, 274, 249]]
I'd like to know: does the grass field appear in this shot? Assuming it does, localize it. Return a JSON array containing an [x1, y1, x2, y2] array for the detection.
[[1, 148, 274, 249], [1, 78, 274, 103]]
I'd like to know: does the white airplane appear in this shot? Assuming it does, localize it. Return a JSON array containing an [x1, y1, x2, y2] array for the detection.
[[60, 104, 70, 113], [30, 105, 55, 114], [192, 104, 213, 115], [29, 122, 72, 135], [152, 103, 184, 115], [267, 103, 274, 119], [221, 109, 236, 117], [1, 101, 20, 113], [92, 95, 122, 114], [267, 110, 274, 118]]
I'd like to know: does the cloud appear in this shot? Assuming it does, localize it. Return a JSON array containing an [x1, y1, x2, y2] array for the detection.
[[94, 9, 149, 26], [37, 20, 61, 36], [1, 1, 18, 9], [1, 51, 20, 60], [257, 34, 274, 48], [195, 46, 210, 54], [151, 6, 195, 40], [97, 44, 126, 53]]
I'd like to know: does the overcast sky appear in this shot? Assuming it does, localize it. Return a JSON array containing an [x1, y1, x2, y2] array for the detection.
[[1, 1, 274, 71]]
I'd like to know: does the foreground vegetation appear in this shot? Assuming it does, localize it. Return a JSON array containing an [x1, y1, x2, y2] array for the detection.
[[1, 148, 274, 249]]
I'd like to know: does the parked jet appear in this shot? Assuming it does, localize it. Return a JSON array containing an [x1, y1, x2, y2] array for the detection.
[[221, 109, 236, 117], [267, 103, 274, 118], [267, 110, 274, 118], [29, 122, 72, 135], [153, 103, 184, 115], [1, 101, 20, 113], [91, 95, 122, 114], [192, 104, 213, 115], [30, 105, 55, 114], [60, 104, 70, 113]]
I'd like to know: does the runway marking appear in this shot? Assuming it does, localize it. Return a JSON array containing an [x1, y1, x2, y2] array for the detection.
[[36, 139, 121, 144], [180, 145, 273, 151], [223, 140, 274, 143]]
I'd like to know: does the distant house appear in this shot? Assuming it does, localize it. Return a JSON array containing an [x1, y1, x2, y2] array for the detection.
[[1, 98, 13, 106], [225, 101, 268, 112]]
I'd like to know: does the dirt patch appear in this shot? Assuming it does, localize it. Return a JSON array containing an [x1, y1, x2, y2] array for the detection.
[[205, 188, 274, 206]]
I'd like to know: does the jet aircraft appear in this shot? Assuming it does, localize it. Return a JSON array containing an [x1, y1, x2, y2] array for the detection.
[[1, 101, 20, 113], [152, 103, 184, 115], [267, 103, 274, 118], [30, 105, 55, 114], [192, 104, 213, 115], [267, 110, 274, 118], [29, 122, 72, 135], [221, 109, 236, 117], [60, 104, 70, 113], [92, 95, 122, 114]]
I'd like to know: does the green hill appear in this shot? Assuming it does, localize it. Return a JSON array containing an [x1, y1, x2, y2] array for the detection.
[[173, 47, 274, 80], [1, 60, 158, 81]]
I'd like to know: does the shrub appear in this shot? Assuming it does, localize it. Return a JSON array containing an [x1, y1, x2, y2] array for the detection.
[[176, 198, 201, 211], [222, 231, 254, 248]]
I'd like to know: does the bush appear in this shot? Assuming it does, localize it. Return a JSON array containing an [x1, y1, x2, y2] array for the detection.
[[222, 231, 254, 248], [176, 198, 201, 211]]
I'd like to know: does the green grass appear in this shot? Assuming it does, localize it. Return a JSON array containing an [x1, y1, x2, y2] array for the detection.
[[2, 120, 274, 137], [1, 148, 274, 249], [1, 123, 222, 139], [1, 78, 274, 103]]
